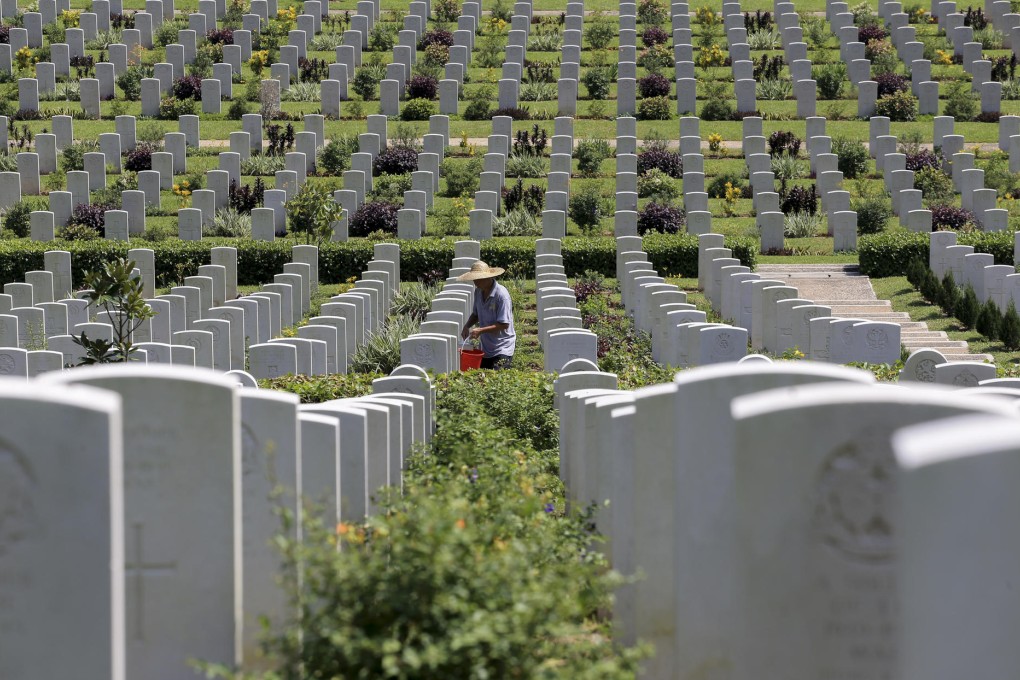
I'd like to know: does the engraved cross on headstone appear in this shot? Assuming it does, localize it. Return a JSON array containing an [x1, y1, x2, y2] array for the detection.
[[124, 522, 176, 641]]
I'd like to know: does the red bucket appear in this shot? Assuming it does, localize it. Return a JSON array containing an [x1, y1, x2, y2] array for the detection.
[[460, 349, 484, 371]]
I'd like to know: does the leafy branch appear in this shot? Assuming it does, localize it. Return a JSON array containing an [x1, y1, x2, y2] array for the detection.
[[73, 258, 155, 365]]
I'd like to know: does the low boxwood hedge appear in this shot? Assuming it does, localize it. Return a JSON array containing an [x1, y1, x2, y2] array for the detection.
[[859, 231, 1016, 278], [0, 235, 757, 287]]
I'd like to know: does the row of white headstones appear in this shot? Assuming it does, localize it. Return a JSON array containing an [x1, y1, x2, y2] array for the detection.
[[558, 359, 1020, 680], [0, 243, 405, 380], [0, 359, 439, 680]]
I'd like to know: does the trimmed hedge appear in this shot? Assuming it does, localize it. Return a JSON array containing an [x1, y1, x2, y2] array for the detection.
[[859, 231, 1016, 278], [0, 235, 757, 287]]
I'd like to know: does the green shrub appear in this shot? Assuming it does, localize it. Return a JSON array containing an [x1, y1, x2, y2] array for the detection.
[[756, 77, 792, 101], [227, 97, 248, 120], [905, 257, 926, 288], [442, 157, 483, 197], [242, 370, 644, 679], [400, 97, 436, 121], [637, 168, 681, 202], [831, 136, 869, 179], [944, 82, 978, 121], [858, 231, 1015, 277], [977, 298, 1003, 339], [567, 184, 611, 235], [390, 282, 441, 321], [286, 183, 343, 244], [59, 222, 102, 241], [206, 208, 252, 238], [158, 96, 196, 119], [505, 153, 547, 178], [2, 200, 32, 238], [784, 211, 823, 238], [708, 171, 749, 198], [938, 272, 961, 317], [0, 235, 757, 287], [1001, 301, 1020, 349], [463, 88, 493, 120], [980, 154, 1020, 196], [854, 197, 892, 234], [975, 26, 1004, 49], [638, 0, 669, 23], [116, 65, 145, 100], [814, 62, 846, 99], [637, 95, 673, 120], [699, 82, 733, 120], [317, 135, 360, 175], [352, 68, 379, 99], [582, 68, 611, 100], [586, 17, 616, 49], [368, 23, 395, 51], [914, 165, 955, 204], [874, 90, 918, 122], [575, 138, 612, 176], [490, 0, 513, 22], [349, 314, 420, 373], [918, 267, 940, 303], [60, 141, 96, 172], [956, 284, 981, 329], [492, 209, 541, 237], [770, 154, 806, 181]]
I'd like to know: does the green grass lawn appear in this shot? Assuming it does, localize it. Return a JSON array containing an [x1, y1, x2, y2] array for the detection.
[[5, 0, 1018, 272]]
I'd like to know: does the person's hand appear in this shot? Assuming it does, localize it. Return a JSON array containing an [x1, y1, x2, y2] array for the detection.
[[469, 327, 483, 340]]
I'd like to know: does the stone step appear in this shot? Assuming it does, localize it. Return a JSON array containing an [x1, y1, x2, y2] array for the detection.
[[902, 341, 971, 349], [816, 299, 893, 306], [943, 353, 996, 362], [841, 314, 914, 321], [757, 264, 861, 272], [826, 305, 896, 314], [751, 264, 991, 362], [762, 272, 870, 279]]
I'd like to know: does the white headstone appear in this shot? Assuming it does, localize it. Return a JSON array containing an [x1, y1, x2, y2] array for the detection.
[[42, 366, 242, 678]]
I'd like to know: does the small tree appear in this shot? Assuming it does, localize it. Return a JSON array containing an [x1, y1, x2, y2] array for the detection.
[[1000, 301, 1020, 350], [567, 184, 610, 235], [74, 258, 154, 365], [956, 285, 981, 329], [286, 183, 344, 245], [939, 272, 958, 316], [976, 298, 1002, 340], [919, 269, 940, 304], [905, 258, 925, 288]]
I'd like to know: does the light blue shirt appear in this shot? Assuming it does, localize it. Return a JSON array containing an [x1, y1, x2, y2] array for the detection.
[[473, 281, 516, 357]]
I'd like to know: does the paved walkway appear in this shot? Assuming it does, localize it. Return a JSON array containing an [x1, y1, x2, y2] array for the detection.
[[757, 263, 994, 363]]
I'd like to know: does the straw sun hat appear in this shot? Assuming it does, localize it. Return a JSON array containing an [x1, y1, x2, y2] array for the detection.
[[455, 261, 505, 281]]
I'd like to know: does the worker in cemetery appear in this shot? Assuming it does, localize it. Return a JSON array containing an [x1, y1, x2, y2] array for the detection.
[[458, 261, 517, 369]]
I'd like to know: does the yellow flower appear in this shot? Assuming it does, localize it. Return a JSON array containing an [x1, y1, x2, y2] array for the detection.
[[172, 183, 180, 191], [60, 9, 81, 27]]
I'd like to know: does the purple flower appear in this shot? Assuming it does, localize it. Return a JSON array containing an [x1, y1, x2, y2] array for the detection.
[[544, 503, 555, 514]]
